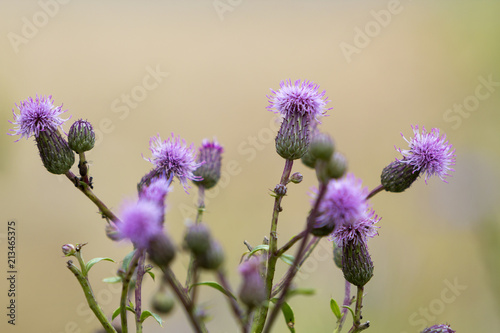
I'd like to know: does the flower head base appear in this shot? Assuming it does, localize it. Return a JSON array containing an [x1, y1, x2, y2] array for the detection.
[[68, 119, 95, 153], [312, 173, 370, 232], [342, 239, 374, 287], [421, 324, 455, 333], [267, 79, 330, 121], [145, 133, 202, 192], [193, 139, 224, 189], [397, 125, 455, 183], [36, 128, 75, 174], [117, 200, 163, 249], [331, 210, 380, 247], [9, 95, 69, 141]]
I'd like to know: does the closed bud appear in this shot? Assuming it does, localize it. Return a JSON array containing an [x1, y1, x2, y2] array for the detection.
[[68, 119, 95, 153], [326, 152, 347, 179], [105, 222, 122, 242], [184, 223, 211, 255], [381, 160, 420, 192], [333, 242, 342, 269], [301, 146, 317, 168], [62, 244, 76, 256], [274, 184, 287, 196], [197, 240, 224, 270], [275, 113, 310, 160], [151, 291, 175, 315], [147, 233, 176, 269], [342, 240, 374, 287], [193, 139, 224, 189], [289, 172, 303, 184], [36, 128, 75, 174], [238, 256, 266, 308], [309, 132, 334, 161], [310, 220, 335, 237]]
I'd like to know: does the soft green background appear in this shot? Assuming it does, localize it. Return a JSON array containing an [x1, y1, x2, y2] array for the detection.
[[1, 1, 499, 332]]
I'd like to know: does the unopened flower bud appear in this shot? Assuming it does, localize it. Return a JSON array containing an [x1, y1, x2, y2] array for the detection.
[[274, 184, 287, 196], [105, 222, 122, 242], [238, 256, 266, 308], [421, 324, 455, 333], [151, 291, 175, 314], [197, 240, 224, 270], [193, 139, 224, 189], [62, 244, 76, 256], [275, 113, 310, 160], [147, 233, 176, 269], [333, 242, 342, 269], [68, 119, 95, 153], [309, 132, 334, 161], [310, 220, 336, 237], [35, 128, 75, 174], [326, 152, 347, 179], [342, 240, 373, 287], [301, 147, 317, 168], [381, 160, 420, 192], [289, 172, 303, 184], [184, 223, 211, 255]]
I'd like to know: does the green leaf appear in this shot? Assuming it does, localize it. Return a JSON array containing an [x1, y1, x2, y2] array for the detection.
[[330, 298, 341, 320], [140, 310, 163, 327], [279, 253, 295, 266], [287, 288, 315, 298], [122, 250, 137, 271], [281, 302, 296, 333], [190, 281, 237, 300], [342, 306, 355, 321], [248, 244, 269, 257], [103, 276, 122, 283], [146, 270, 155, 281], [85, 257, 114, 272], [112, 305, 136, 321]]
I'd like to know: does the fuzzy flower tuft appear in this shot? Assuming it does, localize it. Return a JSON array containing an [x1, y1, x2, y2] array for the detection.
[[312, 173, 370, 230], [397, 125, 456, 183], [139, 177, 171, 205], [331, 210, 380, 247], [145, 133, 203, 191], [9, 95, 69, 141], [117, 200, 163, 249], [267, 79, 331, 122]]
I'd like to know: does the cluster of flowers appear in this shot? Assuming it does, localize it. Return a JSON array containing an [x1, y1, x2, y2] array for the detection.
[[8, 79, 456, 333]]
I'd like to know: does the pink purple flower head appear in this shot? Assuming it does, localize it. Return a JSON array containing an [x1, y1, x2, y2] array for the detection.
[[238, 255, 266, 307], [267, 79, 331, 122], [421, 324, 455, 333], [312, 173, 370, 229], [139, 177, 171, 206], [397, 125, 456, 183], [145, 133, 203, 192], [9, 95, 69, 141], [117, 199, 163, 249], [331, 210, 380, 247]]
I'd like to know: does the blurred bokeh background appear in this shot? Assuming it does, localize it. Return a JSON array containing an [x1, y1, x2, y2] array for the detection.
[[1, 1, 499, 332]]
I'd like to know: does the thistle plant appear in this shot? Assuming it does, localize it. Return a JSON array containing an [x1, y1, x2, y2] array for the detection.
[[8, 84, 457, 333]]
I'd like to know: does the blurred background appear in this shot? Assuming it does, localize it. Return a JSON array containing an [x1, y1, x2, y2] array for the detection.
[[1, 1, 499, 332]]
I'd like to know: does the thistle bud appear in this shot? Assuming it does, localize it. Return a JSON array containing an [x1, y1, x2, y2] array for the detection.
[[275, 113, 310, 160], [151, 291, 175, 314], [381, 160, 420, 192], [342, 240, 374, 287], [184, 223, 211, 255], [193, 139, 224, 189], [68, 119, 95, 153], [105, 222, 122, 242], [333, 242, 342, 269], [310, 219, 336, 237], [326, 152, 348, 179], [289, 172, 303, 184], [238, 256, 266, 308], [35, 128, 75, 174], [274, 184, 287, 196], [301, 146, 317, 168], [421, 324, 455, 333], [197, 240, 224, 270], [309, 132, 334, 161], [147, 233, 176, 269], [62, 244, 76, 256]]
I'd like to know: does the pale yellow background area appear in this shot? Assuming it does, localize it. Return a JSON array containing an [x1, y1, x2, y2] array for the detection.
[[1, 1, 499, 332]]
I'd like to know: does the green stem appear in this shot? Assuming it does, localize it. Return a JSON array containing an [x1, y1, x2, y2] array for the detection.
[[65, 170, 120, 223], [216, 270, 247, 332], [66, 261, 117, 333], [336, 280, 351, 333], [348, 286, 369, 333], [134, 251, 147, 333], [275, 230, 307, 258], [120, 250, 141, 333], [186, 185, 206, 299], [366, 184, 384, 199], [252, 159, 294, 333]]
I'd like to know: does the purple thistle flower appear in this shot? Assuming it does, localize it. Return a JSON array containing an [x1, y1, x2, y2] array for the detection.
[[139, 177, 171, 205], [8, 95, 69, 141], [331, 210, 380, 247], [117, 199, 163, 249], [193, 138, 224, 189], [312, 173, 370, 230], [267, 79, 331, 122], [145, 133, 203, 192], [397, 125, 456, 183], [421, 324, 455, 333]]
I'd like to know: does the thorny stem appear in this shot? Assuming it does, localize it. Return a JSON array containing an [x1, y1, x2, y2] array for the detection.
[[216, 270, 247, 333], [120, 250, 142, 333], [263, 181, 328, 333], [134, 251, 147, 333], [252, 159, 294, 332], [366, 184, 384, 200], [67, 261, 117, 333], [162, 267, 206, 333], [65, 170, 120, 223]]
